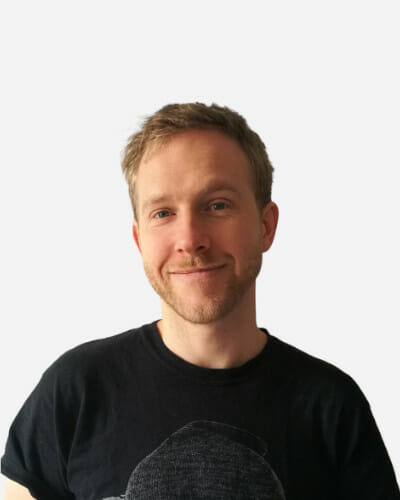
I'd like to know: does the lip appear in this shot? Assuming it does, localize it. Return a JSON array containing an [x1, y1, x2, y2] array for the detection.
[[170, 264, 226, 276]]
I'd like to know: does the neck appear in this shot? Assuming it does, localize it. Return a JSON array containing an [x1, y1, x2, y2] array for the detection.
[[157, 289, 267, 369]]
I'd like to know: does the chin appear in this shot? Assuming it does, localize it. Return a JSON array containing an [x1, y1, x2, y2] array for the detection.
[[146, 258, 260, 324], [163, 291, 245, 325]]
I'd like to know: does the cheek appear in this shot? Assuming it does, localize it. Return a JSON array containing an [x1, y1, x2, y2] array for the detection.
[[140, 234, 170, 268], [232, 233, 264, 272], [221, 220, 262, 251]]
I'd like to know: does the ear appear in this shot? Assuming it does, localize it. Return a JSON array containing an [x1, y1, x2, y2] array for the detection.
[[261, 201, 279, 252], [132, 220, 142, 254]]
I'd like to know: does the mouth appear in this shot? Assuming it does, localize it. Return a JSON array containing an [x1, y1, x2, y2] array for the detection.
[[170, 264, 226, 276]]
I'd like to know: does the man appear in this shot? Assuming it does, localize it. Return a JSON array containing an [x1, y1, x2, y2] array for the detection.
[[2, 103, 399, 499]]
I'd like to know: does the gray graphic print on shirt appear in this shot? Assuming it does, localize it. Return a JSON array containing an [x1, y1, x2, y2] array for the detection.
[[101, 420, 285, 499]]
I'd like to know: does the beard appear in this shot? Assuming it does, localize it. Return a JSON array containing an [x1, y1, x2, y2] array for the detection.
[[143, 249, 263, 325]]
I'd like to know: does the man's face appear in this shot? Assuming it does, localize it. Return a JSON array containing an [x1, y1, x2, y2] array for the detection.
[[133, 129, 278, 324]]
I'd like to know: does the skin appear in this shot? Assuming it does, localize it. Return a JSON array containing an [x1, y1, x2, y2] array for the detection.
[[133, 129, 279, 369], [4, 480, 33, 499]]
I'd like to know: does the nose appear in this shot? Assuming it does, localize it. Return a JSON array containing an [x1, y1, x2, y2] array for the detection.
[[173, 212, 211, 256]]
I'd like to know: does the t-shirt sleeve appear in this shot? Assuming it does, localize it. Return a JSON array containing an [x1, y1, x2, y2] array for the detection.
[[1, 360, 75, 500], [334, 378, 400, 499]]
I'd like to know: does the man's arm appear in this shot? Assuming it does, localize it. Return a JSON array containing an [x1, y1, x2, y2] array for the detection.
[[4, 480, 34, 500]]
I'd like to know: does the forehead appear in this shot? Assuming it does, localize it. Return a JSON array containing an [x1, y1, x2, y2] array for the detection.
[[140, 129, 250, 178], [142, 128, 247, 162], [136, 129, 253, 212]]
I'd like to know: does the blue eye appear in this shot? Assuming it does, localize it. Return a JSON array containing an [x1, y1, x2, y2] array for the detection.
[[210, 202, 227, 210], [155, 210, 170, 219]]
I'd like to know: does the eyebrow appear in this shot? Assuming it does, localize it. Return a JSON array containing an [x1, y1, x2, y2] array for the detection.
[[141, 181, 241, 213]]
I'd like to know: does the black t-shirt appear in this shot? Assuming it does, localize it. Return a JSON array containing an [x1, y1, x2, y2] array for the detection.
[[2, 322, 399, 499]]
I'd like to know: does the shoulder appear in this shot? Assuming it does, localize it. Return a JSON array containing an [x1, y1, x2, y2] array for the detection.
[[266, 334, 368, 408], [38, 322, 157, 394]]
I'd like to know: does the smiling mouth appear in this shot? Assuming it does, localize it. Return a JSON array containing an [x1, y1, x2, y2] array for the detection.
[[170, 264, 226, 276]]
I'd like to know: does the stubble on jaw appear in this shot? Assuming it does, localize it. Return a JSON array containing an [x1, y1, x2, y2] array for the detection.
[[142, 251, 263, 325]]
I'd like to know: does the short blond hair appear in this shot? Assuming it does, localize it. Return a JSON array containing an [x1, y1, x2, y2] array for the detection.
[[121, 103, 274, 218]]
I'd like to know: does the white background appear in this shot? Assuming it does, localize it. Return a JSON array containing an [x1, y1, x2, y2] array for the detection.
[[1, 0, 399, 494]]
